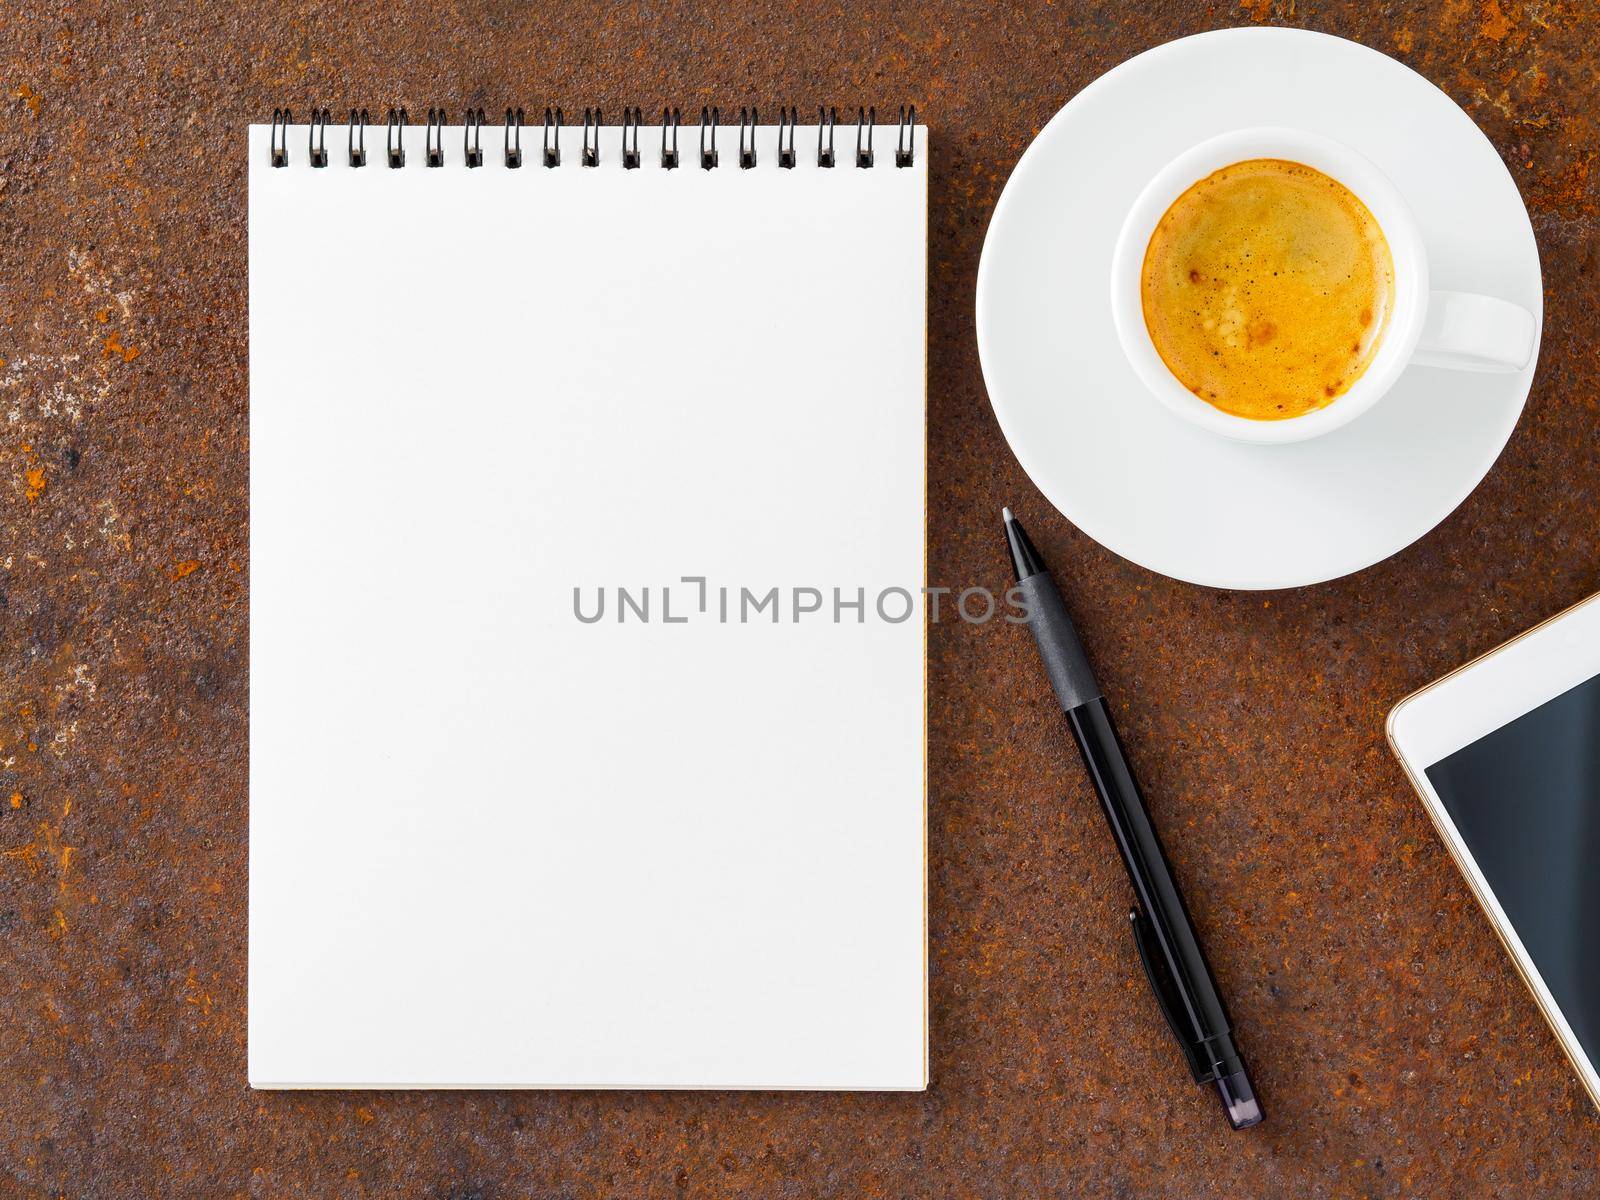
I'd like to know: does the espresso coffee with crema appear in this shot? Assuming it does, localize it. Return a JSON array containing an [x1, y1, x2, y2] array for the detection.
[[1140, 158, 1395, 421]]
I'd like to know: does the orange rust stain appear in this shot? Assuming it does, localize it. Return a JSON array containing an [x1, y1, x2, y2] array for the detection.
[[3, 821, 73, 891], [8, 793, 21, 809], [19, 441, 48, 501], [102, 332, 141, 363], [1480, 0, 1514, 40], [172, 559, 200, 580], [13, 84, 41, 116], [1394, 27, 1415, 53], [1239, 0, 1272, 19], [355, 1107, 375, 1122], [183, 968, 215, 1019], [1543, 151, 1596, 214], [94, 308, 110, 324]]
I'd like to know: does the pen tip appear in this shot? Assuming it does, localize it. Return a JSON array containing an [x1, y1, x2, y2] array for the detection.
[[1003, 507, 1045, 582]]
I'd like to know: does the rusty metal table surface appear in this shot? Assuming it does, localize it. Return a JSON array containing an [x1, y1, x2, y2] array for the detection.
[[3, 0, 1598, 1195]]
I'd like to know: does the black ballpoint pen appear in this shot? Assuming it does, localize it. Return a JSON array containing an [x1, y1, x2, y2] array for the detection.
[[1004, 506, 1264, 1130]]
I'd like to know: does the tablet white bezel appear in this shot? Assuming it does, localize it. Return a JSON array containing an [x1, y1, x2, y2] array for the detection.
[[1387, 590, 1600, 1110]]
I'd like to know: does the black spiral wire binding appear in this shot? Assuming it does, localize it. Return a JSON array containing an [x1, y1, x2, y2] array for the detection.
[[271, 103, 921, 171], [348, 108, 369, 167], [895, 105, 916, 167], [738, 107, 758, 169], [700, 106, 718, 169], [426, 108, 447, 167], [386, 108, 407, 168], [817, 105, 837, 168], [621, 107, 642, 169], [270, 108, 291, 166], [856, 106, 874, 168], [504, 107, 523, 168], [308, 108, 330, 167], [661, 107, 680, 169], [777, 106, 797, 168], [543, 107, 562, 167]]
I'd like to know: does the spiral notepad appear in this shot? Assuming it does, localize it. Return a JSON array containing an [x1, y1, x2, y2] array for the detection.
[[248, 106, 927, 1089]]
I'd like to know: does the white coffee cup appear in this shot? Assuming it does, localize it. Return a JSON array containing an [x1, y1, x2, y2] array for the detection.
[[1109, 127, 1537, 445]]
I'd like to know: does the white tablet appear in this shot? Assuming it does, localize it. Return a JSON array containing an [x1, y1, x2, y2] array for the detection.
[[1388, 591, 1600, 1109]]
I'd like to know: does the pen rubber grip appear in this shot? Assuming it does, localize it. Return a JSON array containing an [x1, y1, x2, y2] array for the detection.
[[1017, 572, 1102, 710]]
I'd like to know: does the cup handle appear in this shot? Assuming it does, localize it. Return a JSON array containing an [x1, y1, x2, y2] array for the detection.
[[1412, 290, 1536, 373]]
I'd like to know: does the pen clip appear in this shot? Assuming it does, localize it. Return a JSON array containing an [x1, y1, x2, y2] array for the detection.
[[1129, 907, 1214, 1084]]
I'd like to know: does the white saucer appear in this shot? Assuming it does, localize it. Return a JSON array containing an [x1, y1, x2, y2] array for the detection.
[[976, 28, 1542, 590]]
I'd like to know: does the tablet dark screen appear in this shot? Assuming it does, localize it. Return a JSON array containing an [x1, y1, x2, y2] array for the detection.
[[1426, 673, 1600, 1072]]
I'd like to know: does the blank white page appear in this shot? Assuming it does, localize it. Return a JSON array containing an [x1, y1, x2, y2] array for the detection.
[[247, 119, 927, 1089]]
